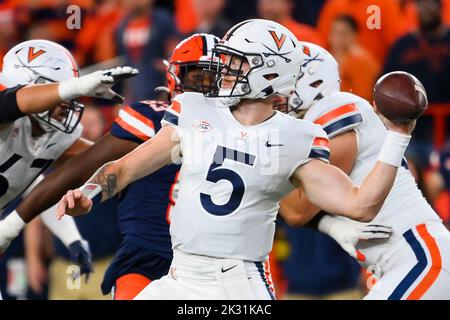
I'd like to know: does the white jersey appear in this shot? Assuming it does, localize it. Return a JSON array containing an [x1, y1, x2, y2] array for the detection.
[[0, 117, 82, 211], [304, 91, 442, 267], [162, 92, 330, 262]]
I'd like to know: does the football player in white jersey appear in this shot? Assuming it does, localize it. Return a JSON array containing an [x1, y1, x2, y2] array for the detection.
[[279, 42, 450, 300], [0, 40, 138, 259], [57, 19, 415, 300]]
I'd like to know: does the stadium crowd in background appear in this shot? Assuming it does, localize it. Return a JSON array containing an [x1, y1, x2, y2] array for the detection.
[[0, 0, 449, 300]]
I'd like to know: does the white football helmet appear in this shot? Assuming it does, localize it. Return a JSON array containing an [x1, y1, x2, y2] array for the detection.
[[1, 39, 83, 133], [204, 19, 302, 107], [287, 42, 340, 117]]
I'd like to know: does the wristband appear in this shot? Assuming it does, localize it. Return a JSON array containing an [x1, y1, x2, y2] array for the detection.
[[79, 183, 102, 204], [1, 210, 26, 238], [58, 77, 82, 101], [377, 131, 411, 167], [317, 215, 335, 236]]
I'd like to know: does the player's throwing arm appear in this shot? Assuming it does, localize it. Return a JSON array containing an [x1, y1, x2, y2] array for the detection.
[[57, 126, 180, 218], [293, 108, 416, 222]]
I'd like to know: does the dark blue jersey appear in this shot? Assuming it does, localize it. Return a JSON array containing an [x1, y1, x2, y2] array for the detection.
[[110, 100, 179, 259]]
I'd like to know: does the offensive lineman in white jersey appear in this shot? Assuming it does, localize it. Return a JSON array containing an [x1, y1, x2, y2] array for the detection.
[[0, 39, 138, 259], [280, 42, 450, 300], [57, 19, 415, 300]]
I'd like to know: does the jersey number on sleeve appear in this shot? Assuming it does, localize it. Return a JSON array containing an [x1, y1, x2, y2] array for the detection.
[[200, 146, 256, 216], [0, 153, 53, 198]]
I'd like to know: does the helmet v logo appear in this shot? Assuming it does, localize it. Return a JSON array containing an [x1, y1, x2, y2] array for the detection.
[[28, 47, 46, 63], [268, 31, 286, 51], [302, 45, 311, 57]]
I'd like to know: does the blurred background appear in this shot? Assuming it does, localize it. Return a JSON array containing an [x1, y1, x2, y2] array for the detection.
[[0, 0, 449, 300]]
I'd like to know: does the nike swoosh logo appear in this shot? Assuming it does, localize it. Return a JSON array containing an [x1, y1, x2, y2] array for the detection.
[[265, 141, 284, 147], [46, 143, 57, 149], [221, 265, 238, 273]]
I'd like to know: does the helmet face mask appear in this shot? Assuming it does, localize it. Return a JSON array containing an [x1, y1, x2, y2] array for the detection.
[[33, 101, 84, 134], [32, 75, 84, 134], [203, 46, 264, 99], [170, 61, 220, 95]]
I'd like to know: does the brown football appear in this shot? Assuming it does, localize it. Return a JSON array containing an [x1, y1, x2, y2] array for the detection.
[[373, 71, 428, 123]]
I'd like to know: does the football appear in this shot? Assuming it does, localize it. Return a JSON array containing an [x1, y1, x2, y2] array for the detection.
[[373, 71, 428, 123]]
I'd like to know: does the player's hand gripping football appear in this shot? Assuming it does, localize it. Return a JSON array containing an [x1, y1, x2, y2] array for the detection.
[[373, 102, 416, 136], [373, 71, 429, 136], [58, 66, 139, 104], [57, 189, 93, 220], [319, 215, 392, 262]]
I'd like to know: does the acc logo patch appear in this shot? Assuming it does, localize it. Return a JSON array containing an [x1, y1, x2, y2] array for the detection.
[[193, 120, 212, 132]]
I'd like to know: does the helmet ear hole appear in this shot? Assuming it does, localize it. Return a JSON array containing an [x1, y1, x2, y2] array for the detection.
[[263, 73, 279, 80]]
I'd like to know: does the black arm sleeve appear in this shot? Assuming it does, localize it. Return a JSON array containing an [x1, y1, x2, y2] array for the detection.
[[0, 85, 26, 124]]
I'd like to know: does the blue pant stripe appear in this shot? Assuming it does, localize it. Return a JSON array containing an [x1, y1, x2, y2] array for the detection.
[[388, 229, 427, 300], [255, 262, 275, 300]]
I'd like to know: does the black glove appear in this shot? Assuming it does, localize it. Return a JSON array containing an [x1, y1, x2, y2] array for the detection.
[[68, 239, 94, 283]]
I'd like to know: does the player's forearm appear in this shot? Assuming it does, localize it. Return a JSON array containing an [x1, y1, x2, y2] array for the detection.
[[17, 179, 72, 223], [17, 151, 102, 222], [16, 83, 62, 114], [16, 66, 139, 114], [282, 132, 358, 226], [345, 161, 398, 221], [17, 135, 138, 222], [88, 153, 157, 202], [279, 189, 321, 227], [80, 127, 178, 202], [87, 161, 126, 202], [298, 132, 410, 222], [108, 126, 180, 185], [342, 131, 411, 221]]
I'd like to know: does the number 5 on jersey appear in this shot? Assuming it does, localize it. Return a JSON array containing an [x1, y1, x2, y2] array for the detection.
[[200, 146, 256, 216]]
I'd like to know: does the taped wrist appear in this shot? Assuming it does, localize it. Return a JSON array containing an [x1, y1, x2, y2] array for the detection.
[[317, 215, 336, 236], [79, 183, 102, 205], [0, 85, 26, 123], [1, 210, 26, 238], [58, 77, 81, 101], [377, 131, 411, 167]]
